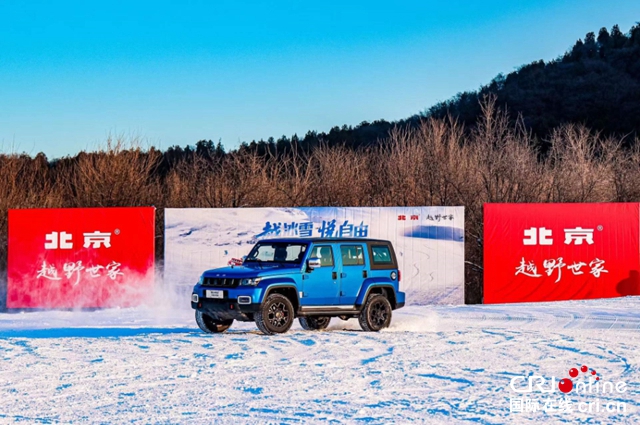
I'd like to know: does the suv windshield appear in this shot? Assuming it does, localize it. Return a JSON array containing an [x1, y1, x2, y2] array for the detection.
[[245, 242, 308, 264]]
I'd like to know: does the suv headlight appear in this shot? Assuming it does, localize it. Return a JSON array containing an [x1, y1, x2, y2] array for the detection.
[[240, 277, 262, 286]]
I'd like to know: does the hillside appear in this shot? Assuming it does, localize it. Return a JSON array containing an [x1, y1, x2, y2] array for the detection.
[[235, 23, 640, 154], [426, 24, 640, 144]]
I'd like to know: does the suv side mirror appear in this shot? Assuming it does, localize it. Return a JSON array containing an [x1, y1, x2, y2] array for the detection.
[[307, 257, 321, 270]]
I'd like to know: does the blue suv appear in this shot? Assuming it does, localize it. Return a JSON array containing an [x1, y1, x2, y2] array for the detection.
[[191, 238, 405, 335]]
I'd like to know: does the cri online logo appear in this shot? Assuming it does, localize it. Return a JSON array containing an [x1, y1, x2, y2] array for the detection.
[[510, 364, 627, 395], [559, 365, 598, 393]]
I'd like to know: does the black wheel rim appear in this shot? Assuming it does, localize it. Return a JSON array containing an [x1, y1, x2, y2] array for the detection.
[[370, 300, 388, 327], [267, 301, 290, 329]]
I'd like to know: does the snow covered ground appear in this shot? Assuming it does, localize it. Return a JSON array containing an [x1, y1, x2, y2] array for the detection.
[[1, 297, 640, 424]]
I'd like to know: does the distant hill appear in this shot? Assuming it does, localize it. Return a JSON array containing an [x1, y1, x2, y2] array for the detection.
[[230, 23, 640, 155], [155, 22, 640, 163], [426, 23, 640, 144]]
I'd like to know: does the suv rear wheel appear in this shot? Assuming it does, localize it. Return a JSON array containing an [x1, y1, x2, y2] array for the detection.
[[299, 316, 331, 330], [255, 293, 295, 335], [358, 294, 392, 332], [195, 311, 233, 333]]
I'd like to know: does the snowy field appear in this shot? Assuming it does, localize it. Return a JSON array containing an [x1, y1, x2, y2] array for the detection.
[[1, 298, 640, 424]]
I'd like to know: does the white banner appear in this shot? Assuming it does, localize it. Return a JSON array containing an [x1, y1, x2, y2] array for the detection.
[[165, 207, 464, 305]]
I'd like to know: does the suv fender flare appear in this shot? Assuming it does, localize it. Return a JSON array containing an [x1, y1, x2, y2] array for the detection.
[[260, 280, 300, 311], [355, 279, 397, 308]]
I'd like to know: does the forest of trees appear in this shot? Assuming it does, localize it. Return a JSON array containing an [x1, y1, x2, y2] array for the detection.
[[427, 24, 640, 149], [3, 98, 640, 305], [1, 23, 640, 306]]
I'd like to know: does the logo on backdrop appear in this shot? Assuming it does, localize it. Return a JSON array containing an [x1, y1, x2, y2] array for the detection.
[[38, 229, 125, 284], [45, 230, 118, 250], [517, 225, 607, 283], [508, 364, 629, 415], [397, 213, 455, 222], [522, 226, 601, 246]]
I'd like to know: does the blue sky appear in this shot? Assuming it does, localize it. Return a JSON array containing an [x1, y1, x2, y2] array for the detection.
[[1, 1, 639, 158]]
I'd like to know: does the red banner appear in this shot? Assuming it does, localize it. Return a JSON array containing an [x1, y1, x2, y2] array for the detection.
[[484, 203, 640, 304], [7, 207, 155, 309]]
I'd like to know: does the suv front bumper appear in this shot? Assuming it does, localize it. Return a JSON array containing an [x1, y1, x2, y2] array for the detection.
[[192, 296, 261, 322]]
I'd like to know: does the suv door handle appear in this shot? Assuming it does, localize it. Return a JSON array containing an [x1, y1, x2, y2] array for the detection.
[[363, 270, 368, 278], [340, 273, 347, 278], [332, 271, 337, 280]]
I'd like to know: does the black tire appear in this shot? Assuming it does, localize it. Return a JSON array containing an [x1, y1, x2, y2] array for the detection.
[[299, 316, 331, 330], [358, 294, 392, 332], [255, 294, 295, 335], [195, 311, 233, 333]]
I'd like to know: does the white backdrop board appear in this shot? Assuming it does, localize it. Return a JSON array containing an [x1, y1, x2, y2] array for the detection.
[[165, 207, 465, 305]]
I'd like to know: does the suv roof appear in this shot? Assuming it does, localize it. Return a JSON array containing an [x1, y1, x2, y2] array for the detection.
[[255, 238, 392, 244]]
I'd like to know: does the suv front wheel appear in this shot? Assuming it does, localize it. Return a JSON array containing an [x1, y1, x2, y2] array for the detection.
[[195, 311, 233, 333], [255, 293, 295, 335], [359, 294, 392, 332]]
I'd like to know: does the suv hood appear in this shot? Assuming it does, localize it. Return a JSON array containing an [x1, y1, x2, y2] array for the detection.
[[202, 264, 301, 279]]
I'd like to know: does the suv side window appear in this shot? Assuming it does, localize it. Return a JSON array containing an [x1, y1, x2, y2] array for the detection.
[[340, 245, 364, 266], [367, 243, 397, 270], [309, 245, 334, 267], [371, 245, 393, 265]]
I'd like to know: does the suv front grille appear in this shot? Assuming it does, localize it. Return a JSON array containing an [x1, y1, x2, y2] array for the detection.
[[203, 277, 240, 288]]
